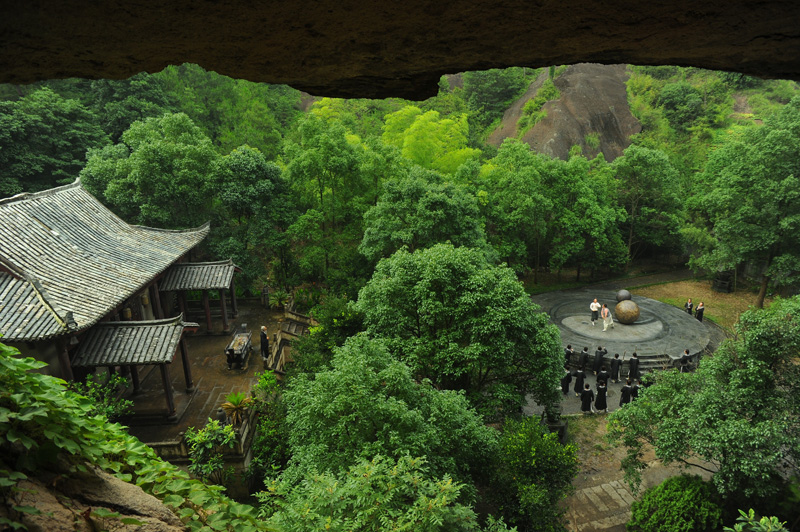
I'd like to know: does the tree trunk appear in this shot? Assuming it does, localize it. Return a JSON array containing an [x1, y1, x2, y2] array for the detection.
[[576, 265, 581, 282], [756, 274, 769, 309]]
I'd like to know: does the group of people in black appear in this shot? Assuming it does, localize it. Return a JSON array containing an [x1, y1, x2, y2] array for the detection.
[[684, 298, 705, 322], [560, 345, 646, 414]]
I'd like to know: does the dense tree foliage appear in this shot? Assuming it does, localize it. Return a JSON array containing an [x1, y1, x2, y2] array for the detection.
[[0, 88, 107, 197], [608, 296, 800, 506], [688, 97, 800, 307], [360, 169, 488, 262], [81, 112, 220, 229], [282, 334, 497, 487], [357, 243, 562, 419]]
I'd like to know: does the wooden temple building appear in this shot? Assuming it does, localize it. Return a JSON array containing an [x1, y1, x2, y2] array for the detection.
[[0, 179, 238, 420]]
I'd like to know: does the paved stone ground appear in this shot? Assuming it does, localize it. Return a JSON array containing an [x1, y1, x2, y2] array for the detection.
[[125, 301, 282, 443]]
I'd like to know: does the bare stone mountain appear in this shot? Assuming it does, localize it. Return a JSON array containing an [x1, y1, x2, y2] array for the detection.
[[488, 63, 641, 162]]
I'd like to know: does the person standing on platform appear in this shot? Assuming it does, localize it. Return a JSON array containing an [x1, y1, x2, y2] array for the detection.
[[581, 383, 595, 414], [593, 346, 607, 375], [564, 344, 575, 367], [574, 366, 586, 397], [598, 365, 610, 386], [601, 303, 614, 331], [680, 349, 691, 368], [595, 380, 608, 413], [619, 379, 632, 406], [610, 353, 622, 383], [590, 298, 601, 326], [628, 352, 640, 381], [260, 326, 269, 361], [579, 347, 590, 369], [684, 298, 694, 314], [695, 302, 705, 322], [560, 365, 573, 395], [631, 379, 642, 400]]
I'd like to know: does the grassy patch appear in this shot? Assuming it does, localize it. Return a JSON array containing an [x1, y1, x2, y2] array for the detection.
[[628, 279, 770, 331]]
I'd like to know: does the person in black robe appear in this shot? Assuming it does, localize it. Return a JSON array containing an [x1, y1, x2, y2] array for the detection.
[[574, 366, 586, 397], [679, 349, 691, 370], [593, 346, 607, 375], [610, 353, 622, 383], [595, 380, 608, 413], [680, 359, 690, 373], [564, 344, 575, 367], [684, 298, 693, 314], [580, 384, 595, 414], [631, 380, 641, 400], [560, 366, 572, 395], [579, 347, 590, 369], [695, 302, 705, 322], [260, 325, 269, 359], [597, 366, 610, 386], [628, 352, 640, 380], [619, 379, 632, 406]]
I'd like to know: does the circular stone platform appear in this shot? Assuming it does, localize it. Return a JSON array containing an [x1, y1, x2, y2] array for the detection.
[[531, 288, 711, 368]]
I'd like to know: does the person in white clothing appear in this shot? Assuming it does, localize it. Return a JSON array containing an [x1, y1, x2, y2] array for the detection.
[[590, 298, 601, 326]]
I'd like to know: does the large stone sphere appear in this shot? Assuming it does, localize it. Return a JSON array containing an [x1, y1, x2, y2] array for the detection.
[[616, 289, 632, 302], [615, 300, 640, 324]]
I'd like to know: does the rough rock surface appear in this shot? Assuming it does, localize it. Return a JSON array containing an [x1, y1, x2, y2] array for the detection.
[[1, 467, 184, 532], [2, 1, 800, 99], [489, 64, 641, 161]]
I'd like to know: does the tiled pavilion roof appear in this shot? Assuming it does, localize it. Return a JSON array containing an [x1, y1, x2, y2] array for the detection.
[[160, 259, 238, 291], [0, 180, 209, 341], [71, 315, 198, 368]]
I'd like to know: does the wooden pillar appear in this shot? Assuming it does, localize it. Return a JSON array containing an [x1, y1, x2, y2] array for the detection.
[[130, 365, 141, 393], [160, 364, 177, 420], [230, 278, 239, 317], [179, 338, 194, 392], [56, 338, 74, 382], [150, 282, 164, 319], [202, 290, 213, 333], [178, 291, 187, 318], [219, 289, 230, 333]]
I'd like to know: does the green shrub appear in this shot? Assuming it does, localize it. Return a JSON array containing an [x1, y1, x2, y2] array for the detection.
[[68, 372, 133, 420], [628, 475, 723, 532], [724, 509, 788, 532], [184, 419, 236, 485]]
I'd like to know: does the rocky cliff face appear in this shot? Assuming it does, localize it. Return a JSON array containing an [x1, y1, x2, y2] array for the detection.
[[1, 466, 184, 532], [489, 64, 641, 161]]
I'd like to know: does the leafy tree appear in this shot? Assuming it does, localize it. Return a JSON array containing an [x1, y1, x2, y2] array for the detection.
[[356, 243, 562, 420], [0, 87, 108, 197], [689, 97, 800, 307], [89, 72, 176, 142], [81, 112, 220, 228], [612, 144, 683, 266], [258, 455, 508, 532], [382, 106, 481, 174], [184, 419, 237, 486], [360, 169, 488, 262], [491, 417, 579, 532], [209, 145, 295, 288], [608, 296, 800, 505], [284, 115, 371, 288], [546, 153, 627, 279], [658, 81, 704, 131], [281, 334, 497, 488], [628, 475, 723, 532], [67, 373, 133, 421], [156, 63, 301, 159], [462, 67, 529, 128]]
